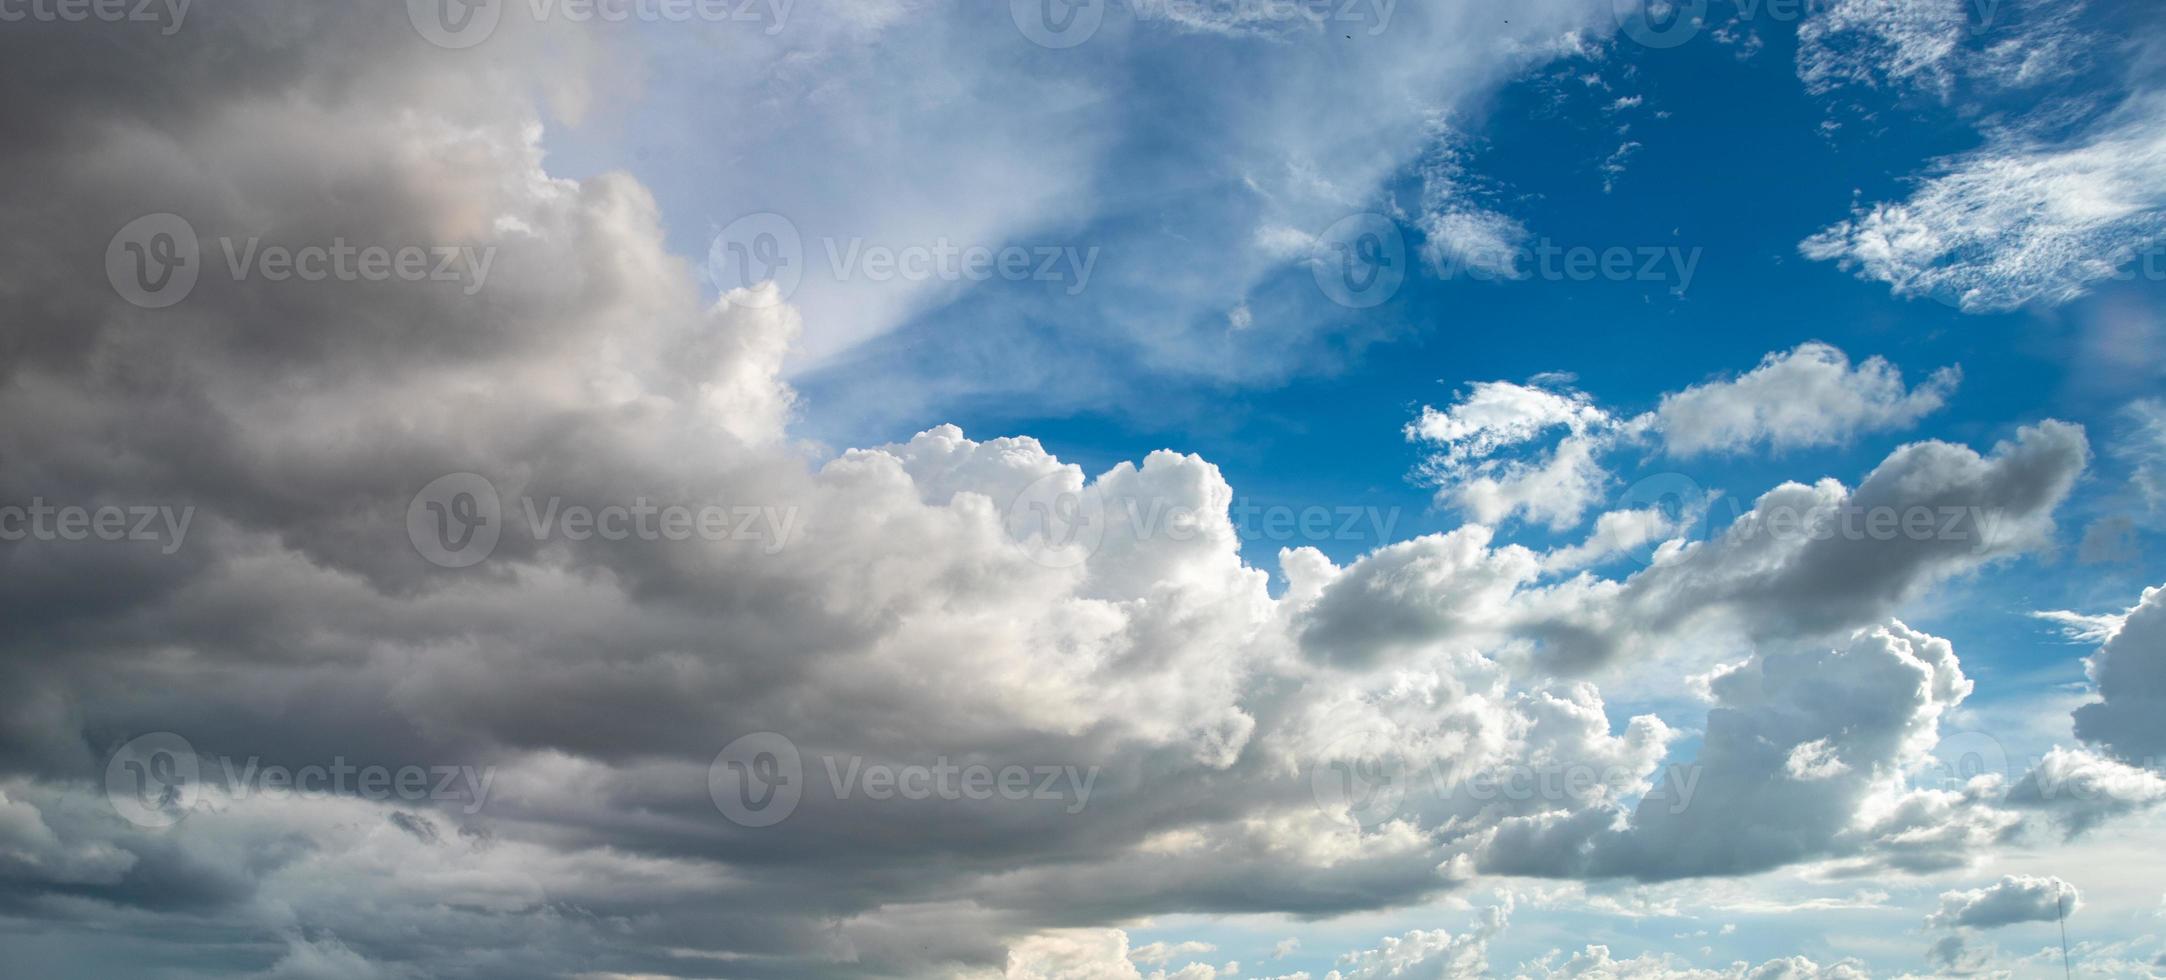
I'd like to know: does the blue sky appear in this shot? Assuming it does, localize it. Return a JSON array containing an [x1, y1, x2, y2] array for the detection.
[[537, 1, 2166, 972], [546, 1, 2164, 652], [10, 0, 2166, 977]]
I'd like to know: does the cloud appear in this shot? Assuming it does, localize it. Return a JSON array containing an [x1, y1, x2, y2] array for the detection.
[[1131, 941, 1218, 967], [2070, 584, 2166, 763], [1513, 945, 1871, 979], [1927, 875, 2080, 929], [1800, 93, 2166, 312], [1653, 342, 1960, 457], [1407, 380, 1616, 530], [1004, 930, 1222, 980], [1482, 622, 2019, 880], [2119, 398, 2166, 509], [0, 4, 2118, 976], [1530, 421, 2088, 673], [1796, 0, 2090, 100], [2004, 745, 2166, 836], [1409, 382, 1613, 463], [1409, 344, 1972, 535], [2032, 609, 2129, 644], [1540, 508, 1679, 574], [1255, 905, 1508, 980]]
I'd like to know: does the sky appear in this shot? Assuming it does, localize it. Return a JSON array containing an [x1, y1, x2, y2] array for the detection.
[[4, 0, 2166, 977]]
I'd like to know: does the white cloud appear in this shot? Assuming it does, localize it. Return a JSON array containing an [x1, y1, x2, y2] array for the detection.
[[1408, 380, 1617, 530], [2070, 584, 2166, 764], [0, 6, 2123, 976], [1514, 945, 1871, 979], [2032, 608, 2129, 645], [1796, 0, 2089, 100], [1132, 941, 1219, 967], [2121, 398, 2166, 509], [1540, 507, 1679, 574], [1653, 342, 1960, 457], [1801, 93, 2166, 312], [1481, 622, 2017, 880], [1256, 906, 1509, 980], [1927, 874, 2080, 929], [1408, 382, 1611, 463], [2005, 745, 2166, 836], [1411, 344, 1967, 535]]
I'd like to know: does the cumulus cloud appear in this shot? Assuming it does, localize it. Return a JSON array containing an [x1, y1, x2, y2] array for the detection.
[[1654, 343, 1960, 457], [1927, 875, 2080, 929], [0, 3, 2118, 976], [2004, 746, 2166, 837], [1481, 622, 2018, 880], [1405, 379, 1615, 529], [1410, 344, 1974, 535], [1004, 930, 1222, 980], [2070, 584, 2166, 763], [1513, 944, 1871, 979]]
